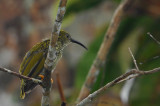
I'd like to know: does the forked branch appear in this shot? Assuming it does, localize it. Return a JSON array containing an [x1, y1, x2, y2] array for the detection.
[[77, 45, 160, 106], [77, 67, 160, 106]]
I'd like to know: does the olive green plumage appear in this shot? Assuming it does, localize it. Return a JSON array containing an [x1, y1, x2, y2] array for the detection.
[[19, 39, 49, 99], [19, 30, 87, 99]]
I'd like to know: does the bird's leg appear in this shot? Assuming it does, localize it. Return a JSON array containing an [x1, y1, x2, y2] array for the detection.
[[38, 74, 53, 84]]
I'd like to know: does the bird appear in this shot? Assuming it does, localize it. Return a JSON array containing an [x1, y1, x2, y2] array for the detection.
[[19, 30, 87, 99]]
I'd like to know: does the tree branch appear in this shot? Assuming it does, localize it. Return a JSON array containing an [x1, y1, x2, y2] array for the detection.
[[147, 32, 160, 45], [0, 0, 68, 105], [45, 0, 67, 71], [41, 0, 68, 106], [0, 67, 42, 84], [77, 0, 134, 102], [128, 47, 139, 71], [56, 73, 66, 106], [76, 67, 160, 106]]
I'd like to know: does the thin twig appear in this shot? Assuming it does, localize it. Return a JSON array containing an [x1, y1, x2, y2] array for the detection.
[[77, 0, 134, 102], [0, 67, 42, 84], [128, 47, 139, 71], [147, 32, 160, 45], [56, 73, 66, 105], [76, 67, 160, 106], [42, 0, 68, 106]]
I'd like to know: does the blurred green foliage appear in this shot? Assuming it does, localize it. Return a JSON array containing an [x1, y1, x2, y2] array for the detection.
[[75, 15, 160, 105], [66, 0, 122, 17], [60, 0, 160, 105], [66, 0, 105, 16], [75, 26, 107, 89], [129, 17, 160, 106]]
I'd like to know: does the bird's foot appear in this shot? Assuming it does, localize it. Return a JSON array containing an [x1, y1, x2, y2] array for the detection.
[[38, 74, 53, 84]]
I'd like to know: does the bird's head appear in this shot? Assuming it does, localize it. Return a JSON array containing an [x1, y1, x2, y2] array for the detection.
[[57, 30, 87, 50]]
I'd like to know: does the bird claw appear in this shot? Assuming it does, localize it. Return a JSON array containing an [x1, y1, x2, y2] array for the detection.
[[38, 74, 53, 84]]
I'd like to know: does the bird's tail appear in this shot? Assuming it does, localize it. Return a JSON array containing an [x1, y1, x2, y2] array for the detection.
[[20, 79, 25, 99]]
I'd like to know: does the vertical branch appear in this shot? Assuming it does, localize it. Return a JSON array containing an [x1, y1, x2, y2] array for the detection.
[[56, 73, 66, 106], [45, 0, 67, 70], [77, 0, 134, 102], [42, 0, 68, 106]]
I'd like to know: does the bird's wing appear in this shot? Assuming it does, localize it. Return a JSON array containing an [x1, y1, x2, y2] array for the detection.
[[20, 52, 45, 77], [19, 39, 50, 76]]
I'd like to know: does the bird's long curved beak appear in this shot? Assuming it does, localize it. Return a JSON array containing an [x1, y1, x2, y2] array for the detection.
[[71, 38, 88, 50]]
